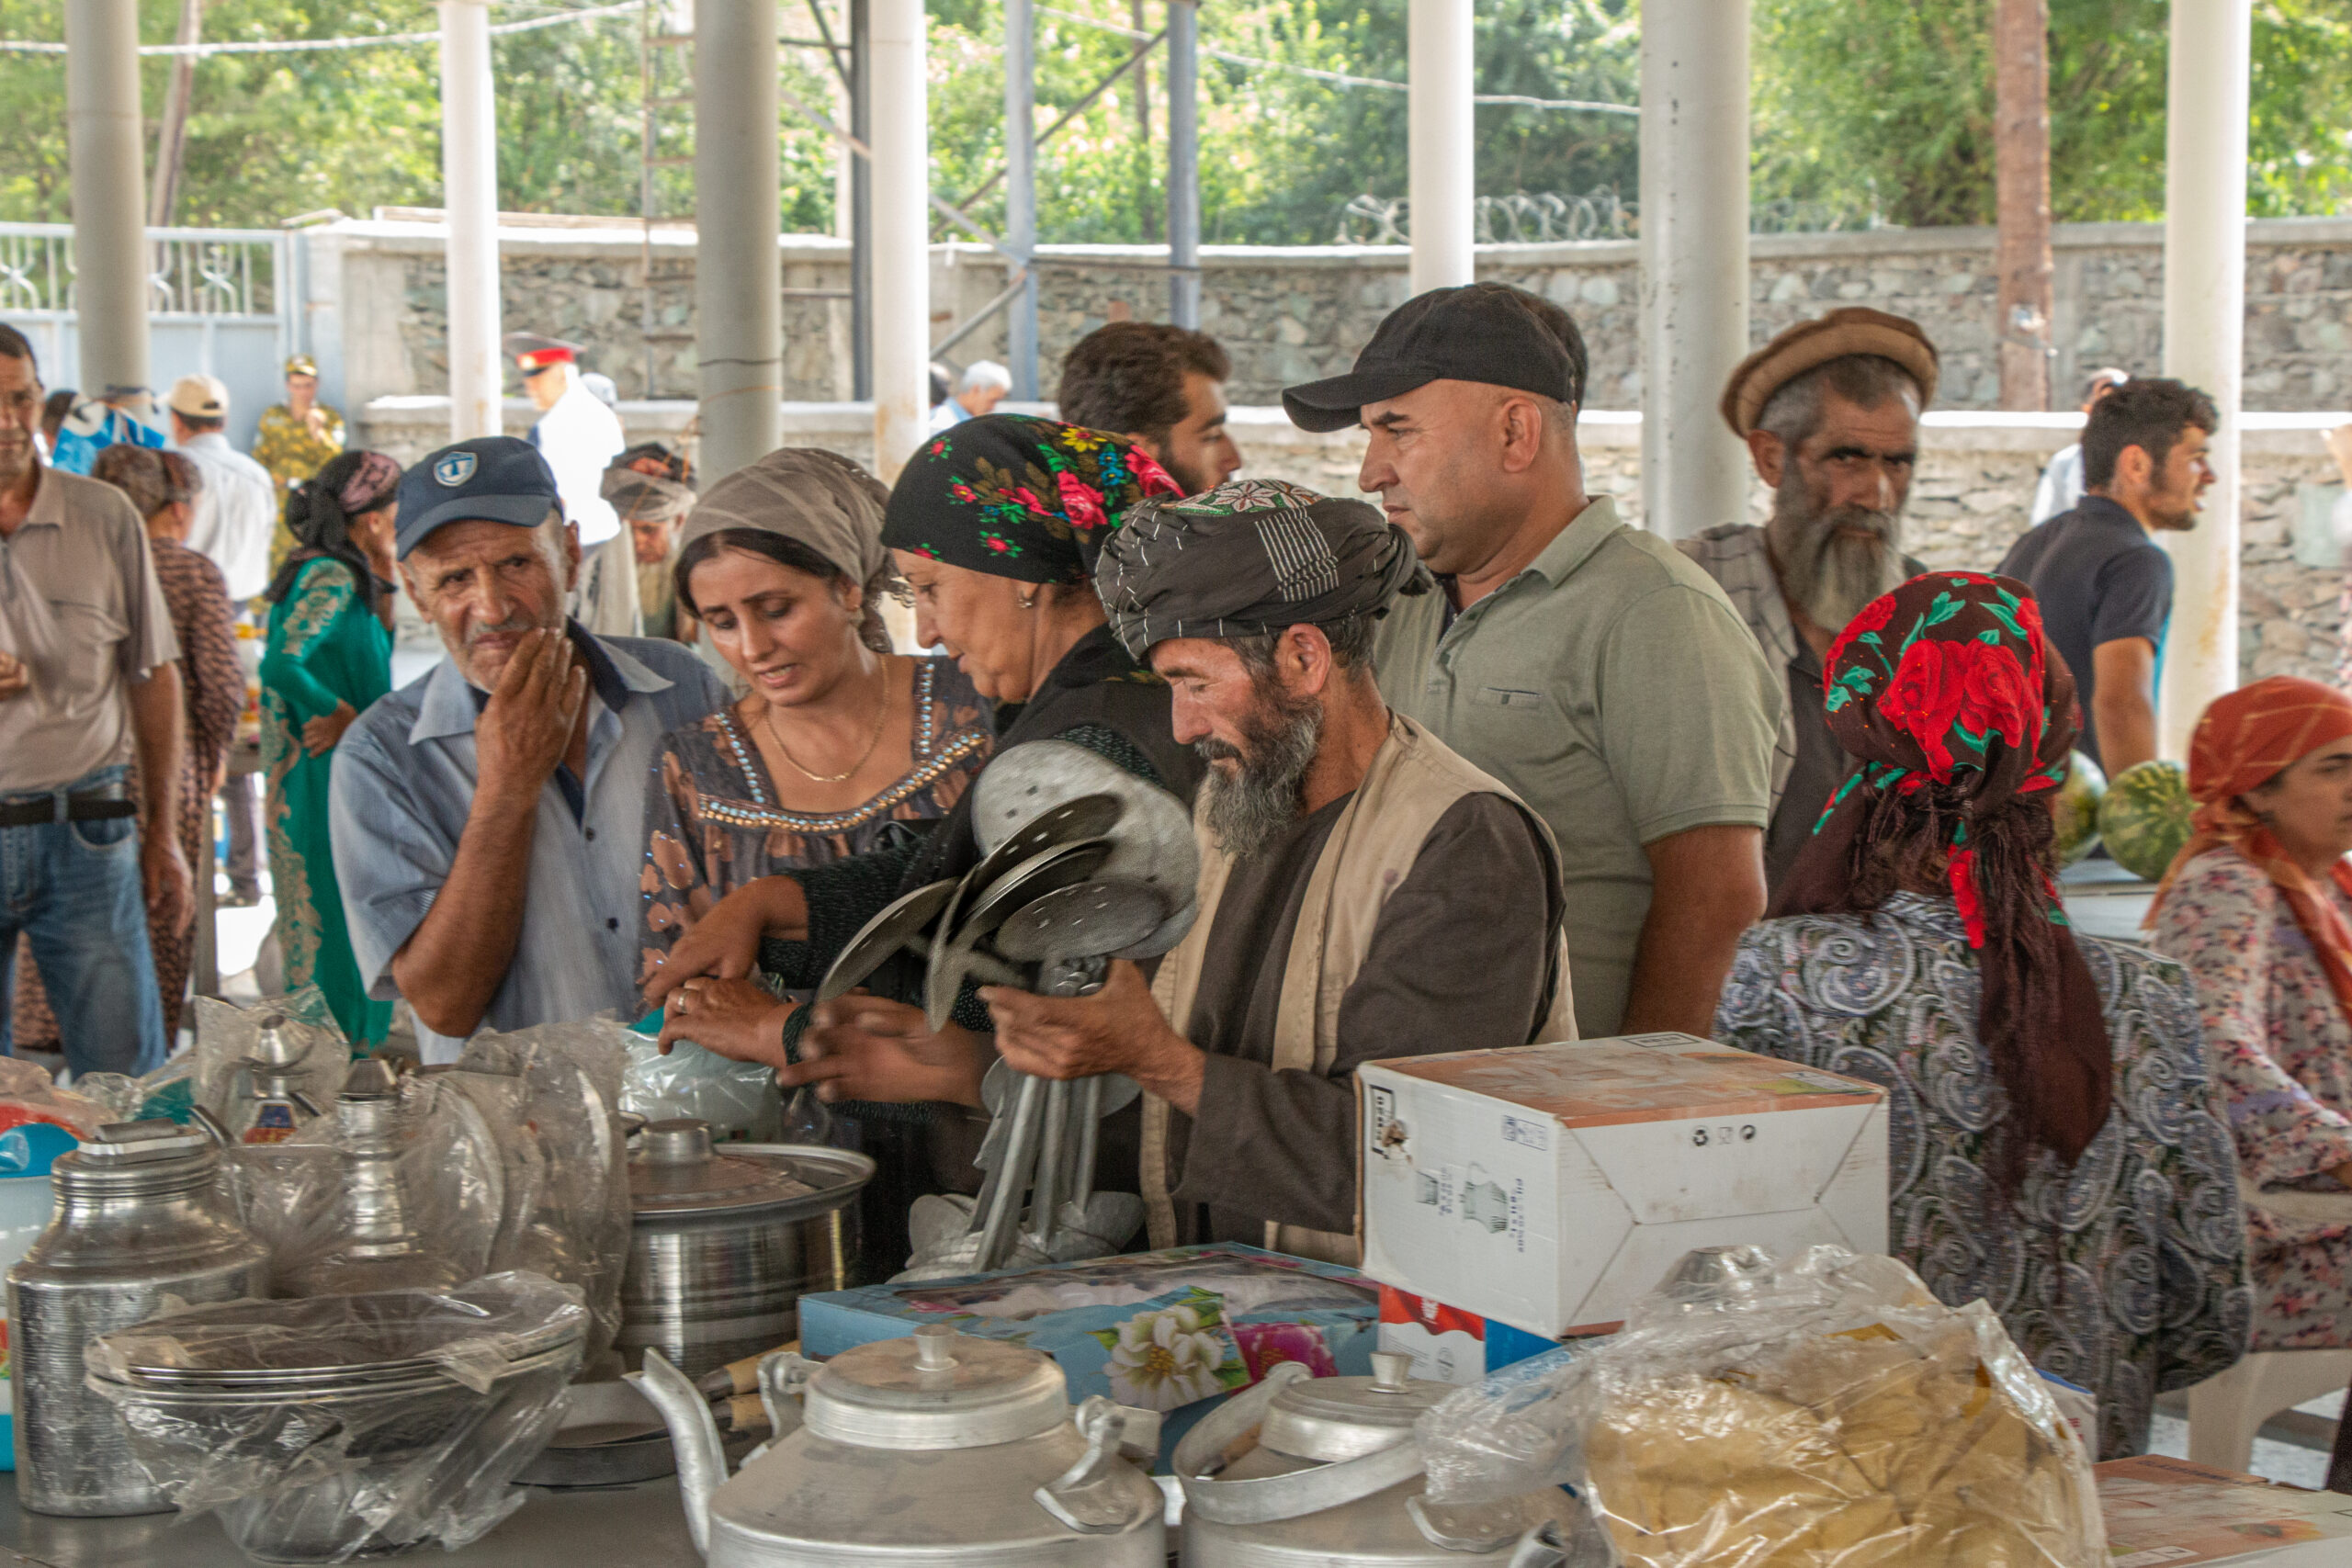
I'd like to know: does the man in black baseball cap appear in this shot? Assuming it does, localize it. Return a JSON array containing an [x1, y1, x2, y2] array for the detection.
[[1285, 282, 1780, 1047], [328, 434, 727, 1064]]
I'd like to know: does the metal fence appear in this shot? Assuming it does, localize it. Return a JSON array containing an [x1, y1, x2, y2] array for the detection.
[[1334, 190, 1890, 245], [0, 223, 300, 448]]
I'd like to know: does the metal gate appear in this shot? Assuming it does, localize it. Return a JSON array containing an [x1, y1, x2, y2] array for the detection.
[[0, 223, 300, 450]]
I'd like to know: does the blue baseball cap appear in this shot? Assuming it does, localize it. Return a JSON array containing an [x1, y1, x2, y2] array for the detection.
[[395, 436, 563, 559]]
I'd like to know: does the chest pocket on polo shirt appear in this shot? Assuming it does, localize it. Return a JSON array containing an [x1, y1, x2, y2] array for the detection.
[[1470, 685, 1545, 710], [43, 597, 129, 697]]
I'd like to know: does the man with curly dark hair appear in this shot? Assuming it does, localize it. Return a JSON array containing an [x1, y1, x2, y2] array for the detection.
[[1056, 321, 1242, 495]]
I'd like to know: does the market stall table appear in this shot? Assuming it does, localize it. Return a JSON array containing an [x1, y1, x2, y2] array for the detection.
[[0, 1473, 696, 1568]]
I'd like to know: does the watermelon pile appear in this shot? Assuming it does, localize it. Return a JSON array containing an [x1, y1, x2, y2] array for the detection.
[[2098, 760, 2194, 882], [2052, 750, 2106, 865]]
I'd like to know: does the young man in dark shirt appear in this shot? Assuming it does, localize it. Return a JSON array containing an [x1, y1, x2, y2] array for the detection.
[[1996, 378, 2217, 773]]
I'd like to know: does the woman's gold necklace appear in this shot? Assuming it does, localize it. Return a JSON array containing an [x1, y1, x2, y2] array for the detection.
[[763, 665, 891, 784]]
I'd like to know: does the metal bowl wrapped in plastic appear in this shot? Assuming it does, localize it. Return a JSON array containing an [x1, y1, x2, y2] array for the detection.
[[84, 1272, 587, 1564]]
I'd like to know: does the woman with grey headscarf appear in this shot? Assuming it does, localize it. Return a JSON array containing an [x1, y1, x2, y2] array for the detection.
[[639, 446, 993, 990]]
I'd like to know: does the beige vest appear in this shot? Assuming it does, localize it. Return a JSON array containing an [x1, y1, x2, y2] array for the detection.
[[1143, 713, 1578, 1264]]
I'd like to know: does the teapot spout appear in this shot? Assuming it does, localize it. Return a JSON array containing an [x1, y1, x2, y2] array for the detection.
[[627, 1349, 726, 1558]]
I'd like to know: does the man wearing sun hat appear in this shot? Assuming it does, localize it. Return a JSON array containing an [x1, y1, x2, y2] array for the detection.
[[1282, 281, 1780, 1043], [327, 434, 727, 1062], [1679, 307, 1939, 896]]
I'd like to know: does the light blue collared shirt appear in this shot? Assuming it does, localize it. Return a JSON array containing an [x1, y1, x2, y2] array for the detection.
[[330, 626, 728, 1062]]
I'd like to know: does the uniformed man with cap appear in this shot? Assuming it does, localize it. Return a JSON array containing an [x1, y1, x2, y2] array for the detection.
[[506, 333, 625, 551], [327, 435, 727, 1062], [1679, 306, 1939, 897]]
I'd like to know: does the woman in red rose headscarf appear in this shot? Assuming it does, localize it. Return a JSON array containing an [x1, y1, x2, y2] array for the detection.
[[2150, 677, 2352, 1360], [641, 415, 1200, 1278], [1713, 570, 2250, 1460]]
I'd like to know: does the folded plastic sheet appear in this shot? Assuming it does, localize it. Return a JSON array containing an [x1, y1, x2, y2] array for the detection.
[[1416, 1246, 2105, 1568], [620, 1029, 782, 1143], [85, 1273, 586, 1563]]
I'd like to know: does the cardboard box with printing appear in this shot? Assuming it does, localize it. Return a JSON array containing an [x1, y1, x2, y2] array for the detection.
[[1358, 1033, 1890, 1337]]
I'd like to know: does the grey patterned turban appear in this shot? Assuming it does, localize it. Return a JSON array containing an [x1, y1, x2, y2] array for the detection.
[[1093, 477, 1432, 661]]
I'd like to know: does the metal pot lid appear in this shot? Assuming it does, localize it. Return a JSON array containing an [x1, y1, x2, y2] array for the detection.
[[628, 1120, 874, 1220], [1260, 1352, 1450, 1464], [804, 1325, 1069, 1451]]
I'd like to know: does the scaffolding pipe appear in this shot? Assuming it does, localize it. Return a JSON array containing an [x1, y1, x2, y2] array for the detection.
[[438, 0, 502, 440], [869, 0, 929, 480], [1407, 0, 1474, 294], [851, 0, 873, 400], [2157, 0, 2251, 753], [65, 0, 151, 402], [1165, 0, 1200, 327], [1637, 0, 1749, 538], [696, 0, 784, 481], [1005, 0, 1039, 399]]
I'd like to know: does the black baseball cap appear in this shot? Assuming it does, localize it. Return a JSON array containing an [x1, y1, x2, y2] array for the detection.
[[1282, 281, 1588, 433], [395, 436, 563, 559]]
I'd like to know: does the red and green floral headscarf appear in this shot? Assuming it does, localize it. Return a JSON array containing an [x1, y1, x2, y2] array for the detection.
[[1776, 570, 2111, 1176], [879, 413, 1183, 586]]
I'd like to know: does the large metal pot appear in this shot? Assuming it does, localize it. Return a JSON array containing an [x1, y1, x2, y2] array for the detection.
[[6, 1120, 268, 1517], [630, 1325, 1164, 1566], [1175, 1354, 1576, 1567], [618, 1120, 873, 1377]]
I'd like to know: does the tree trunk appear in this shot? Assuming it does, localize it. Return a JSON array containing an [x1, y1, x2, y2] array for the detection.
[[1993, 0, 2052, 410], [148, 0, 202, 228]]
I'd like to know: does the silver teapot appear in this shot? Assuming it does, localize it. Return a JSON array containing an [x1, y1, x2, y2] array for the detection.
[[1174, 1353, 1577, 1567], [630, 1324, 1165, 1565]]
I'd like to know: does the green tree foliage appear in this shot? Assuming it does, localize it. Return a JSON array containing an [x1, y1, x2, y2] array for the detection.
[[1752, 0, 2352, 226]]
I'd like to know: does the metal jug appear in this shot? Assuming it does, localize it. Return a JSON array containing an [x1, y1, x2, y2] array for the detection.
[[629, 1324, 1165, 1566], [1175, 1353, 1576, 1567], [6, 1119, 269, 1517], [228, 1012, 324, 1145]]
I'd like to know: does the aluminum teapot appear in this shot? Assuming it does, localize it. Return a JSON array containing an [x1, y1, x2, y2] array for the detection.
[[629, 1324, 1165, 1566], [1173, 1353, 1576, 1567]]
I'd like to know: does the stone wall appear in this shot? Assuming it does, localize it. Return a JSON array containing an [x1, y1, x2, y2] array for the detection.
[[311, 214, 2352, 422], [358, 398, 2348, 691]]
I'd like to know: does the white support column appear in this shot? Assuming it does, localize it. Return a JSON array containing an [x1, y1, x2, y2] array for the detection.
[[64, 0, 150, 402], [696, 0, 783, 482], [869, 0, 929, 482], [1004, 0, 1039, 399], [2158, 0, 2251, 755], [1165, 0, 1200, 327], [1407, 0, 1474, 296], [1637, 0, 1749, 538], [439, 1, 502, 441]]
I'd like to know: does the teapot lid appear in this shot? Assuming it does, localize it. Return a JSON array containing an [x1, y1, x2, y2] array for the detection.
[[805, 1325, 1069, 1451], [1261, 1352, 1449, 1464]]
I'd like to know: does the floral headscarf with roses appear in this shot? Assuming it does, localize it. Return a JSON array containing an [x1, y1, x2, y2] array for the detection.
[[1772, 571, 2111, 1178], [879, 413, 1183, 586]]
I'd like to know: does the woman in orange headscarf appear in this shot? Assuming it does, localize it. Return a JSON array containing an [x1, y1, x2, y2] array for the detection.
[[2151, 675, 2352, 1350]]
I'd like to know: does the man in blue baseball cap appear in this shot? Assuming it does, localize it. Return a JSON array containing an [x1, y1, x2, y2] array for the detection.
[[327, 435, 728, 1061]]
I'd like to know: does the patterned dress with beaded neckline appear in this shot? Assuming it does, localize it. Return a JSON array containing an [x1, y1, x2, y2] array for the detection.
[[639, 654, 991, 990]]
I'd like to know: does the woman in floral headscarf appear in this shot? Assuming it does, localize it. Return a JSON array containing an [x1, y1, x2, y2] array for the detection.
[[643, 416, 1196, 1272], [2151, 677, 2352, 1354], [1713, 570, 2249, 1459], [260, 449, 401, 1044]]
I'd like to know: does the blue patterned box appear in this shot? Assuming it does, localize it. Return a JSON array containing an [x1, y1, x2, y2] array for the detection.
[[797, 1244, 1380, 1468]]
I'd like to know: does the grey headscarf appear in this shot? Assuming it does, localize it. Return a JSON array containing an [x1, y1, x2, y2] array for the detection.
[[678, 446, 891, 586], [1093, 477, 1431, 660]]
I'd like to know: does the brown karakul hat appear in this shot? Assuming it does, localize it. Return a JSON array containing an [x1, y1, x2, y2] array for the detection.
[[1720, 307, 1939, 438]]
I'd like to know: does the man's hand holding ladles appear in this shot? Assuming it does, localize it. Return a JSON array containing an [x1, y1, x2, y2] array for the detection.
[[0, 649, 28, 702], [768, 994, 991, 1106], [981, 961, 1207, 1116]]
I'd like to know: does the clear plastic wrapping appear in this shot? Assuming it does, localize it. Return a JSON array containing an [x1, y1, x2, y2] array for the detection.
[[0, 1055, 106, 1140], [85, 1273, 586, 1563], [1416, 1246, 2105, 1568], [190, 988, 352, 1127], [620, 1032, 782, 1142]]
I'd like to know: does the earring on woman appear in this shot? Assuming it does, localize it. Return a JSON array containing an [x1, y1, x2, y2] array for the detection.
[[1017, 589, 1038, 611]]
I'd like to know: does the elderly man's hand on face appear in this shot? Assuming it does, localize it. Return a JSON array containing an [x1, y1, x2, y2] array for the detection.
[[780, 995, 990, 1107], [0, 650, 28, 702], [982, 962, 1206, 1115], [474, 626, 586, 804]]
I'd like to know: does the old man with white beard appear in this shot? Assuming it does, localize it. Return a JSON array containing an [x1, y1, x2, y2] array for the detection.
[[1681, 308, 1939, 897]]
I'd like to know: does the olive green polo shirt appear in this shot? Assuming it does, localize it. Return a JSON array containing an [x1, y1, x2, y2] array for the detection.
[[1372, 493, 1781, 1039]]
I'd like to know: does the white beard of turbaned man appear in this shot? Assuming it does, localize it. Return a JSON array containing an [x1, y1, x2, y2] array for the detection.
[[1196, 669, 1324, 863], [1764, 464, 1908, 634]]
